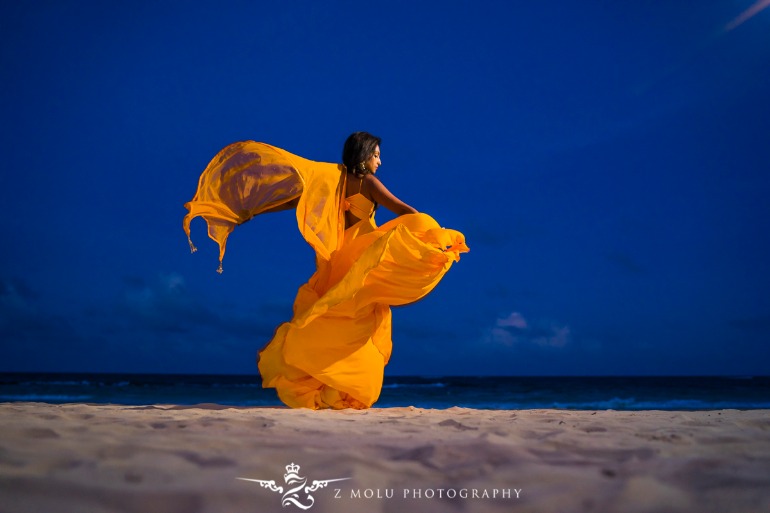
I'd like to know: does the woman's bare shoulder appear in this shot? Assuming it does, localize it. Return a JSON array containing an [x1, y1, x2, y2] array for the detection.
[[364, 173, 417, 215], [364, 173, 386, 191]]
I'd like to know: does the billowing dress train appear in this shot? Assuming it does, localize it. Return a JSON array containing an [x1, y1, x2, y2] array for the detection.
[[183, 141, 469, 409]]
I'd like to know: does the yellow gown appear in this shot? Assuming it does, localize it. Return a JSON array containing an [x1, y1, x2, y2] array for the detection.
[[183, 141, 469, 409]]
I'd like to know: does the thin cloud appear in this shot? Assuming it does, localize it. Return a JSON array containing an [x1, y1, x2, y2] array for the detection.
[[112, 273, 284, 344], [488, 311, 571, 349], [119, 273, 217, 333], [725, 0, 770, 32], [1, 272, 286, 372], [92, 272, 285, 372], [0, 278, 73, 342], [496, 312, 528, 329]]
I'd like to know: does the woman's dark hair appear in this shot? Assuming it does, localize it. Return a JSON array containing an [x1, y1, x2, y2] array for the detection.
[[342, 132, 381, 176]]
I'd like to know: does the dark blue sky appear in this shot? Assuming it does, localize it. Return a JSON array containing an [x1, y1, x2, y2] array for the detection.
[[1, 1, 769, 376]]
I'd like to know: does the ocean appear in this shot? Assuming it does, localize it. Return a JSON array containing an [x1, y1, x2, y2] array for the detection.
[[1, 374, 769, 410]]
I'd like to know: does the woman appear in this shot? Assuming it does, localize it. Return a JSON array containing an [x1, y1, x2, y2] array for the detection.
[[340, 131, 417, 228], [183, 132, 468, 409]]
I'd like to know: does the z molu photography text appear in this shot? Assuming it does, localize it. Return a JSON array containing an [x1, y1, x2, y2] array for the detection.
[[237, 462, 522, 507], [340, 487, 523, 500]]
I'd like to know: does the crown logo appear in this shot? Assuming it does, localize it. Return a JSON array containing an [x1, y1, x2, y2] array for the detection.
[[238, 462, 351, 509]]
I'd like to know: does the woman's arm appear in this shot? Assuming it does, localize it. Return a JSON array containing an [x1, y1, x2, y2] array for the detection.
[[367, 175, 418, 216]]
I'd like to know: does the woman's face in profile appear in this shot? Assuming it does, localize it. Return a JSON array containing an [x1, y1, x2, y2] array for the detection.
[[365, 145, 381, 174]]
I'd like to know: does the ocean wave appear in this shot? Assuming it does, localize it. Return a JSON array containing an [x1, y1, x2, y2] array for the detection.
[[211, 383, 262, 388], [382, 382, 447, 389], [460, 398, 770, 411], [0, 394, 94, 402], [2, 375, 768, 409], [20, 380, 91, 386], [17, 380, 131, 387]]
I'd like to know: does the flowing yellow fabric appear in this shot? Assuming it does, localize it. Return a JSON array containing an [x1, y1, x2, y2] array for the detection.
[[184, 141, 469, 409]]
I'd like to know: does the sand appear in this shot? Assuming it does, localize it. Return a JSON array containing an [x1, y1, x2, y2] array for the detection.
[[0, 403, 769, 513]]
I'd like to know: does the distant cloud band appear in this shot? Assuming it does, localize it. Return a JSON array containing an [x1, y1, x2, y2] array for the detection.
[[725, 0, 770, 32]]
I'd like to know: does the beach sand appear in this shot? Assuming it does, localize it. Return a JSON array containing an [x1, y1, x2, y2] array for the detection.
[[1, 403, 769, 513]]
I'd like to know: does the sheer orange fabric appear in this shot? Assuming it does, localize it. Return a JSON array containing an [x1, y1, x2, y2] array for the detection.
[[184, 141, 469, 409]]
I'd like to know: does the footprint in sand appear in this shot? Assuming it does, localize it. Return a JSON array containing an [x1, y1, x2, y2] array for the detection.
[[737, 418, 770, 431], [438, 419, 478, 431], [174, 451, 236, 468], [124, 471, 144, 483], [97, 445, 136, 460], [581, 425, 608, 433], [149, 422, 183, 429], [634, 432, 689, 444], [249, 417, 275, 428], [23, 427, 60, 439]]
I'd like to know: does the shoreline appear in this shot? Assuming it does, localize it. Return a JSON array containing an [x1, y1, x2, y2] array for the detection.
[[1, 403, 769, 512]]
